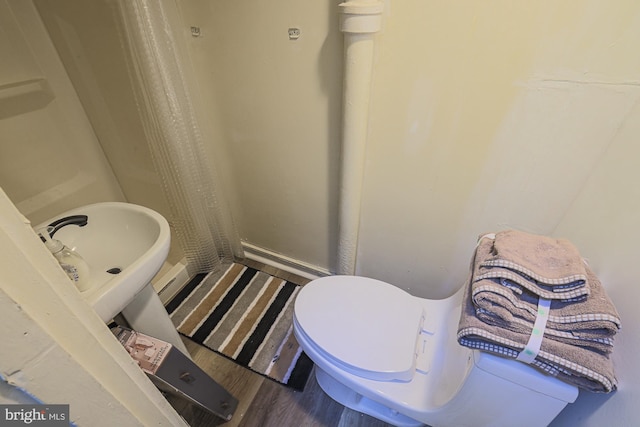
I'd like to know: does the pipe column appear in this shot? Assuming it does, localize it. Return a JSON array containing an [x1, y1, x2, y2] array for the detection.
[[337, 0, 384, 275]]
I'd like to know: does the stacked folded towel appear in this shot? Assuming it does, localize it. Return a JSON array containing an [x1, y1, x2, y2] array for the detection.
[[457, 230, 621, 393]]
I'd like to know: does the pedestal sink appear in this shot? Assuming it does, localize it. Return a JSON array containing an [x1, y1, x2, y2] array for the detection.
[[37, 202, 190, 357]]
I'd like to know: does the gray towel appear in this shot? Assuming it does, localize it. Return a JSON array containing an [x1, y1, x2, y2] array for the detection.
[[457, 234, 619, 393], [471, 238, 621, 354], [459, 280, 617, 393], [477, 230, 590, 300], [471, 282, 613, 354]]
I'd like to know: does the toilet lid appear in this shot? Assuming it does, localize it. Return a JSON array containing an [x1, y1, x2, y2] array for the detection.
[[294, 276, 424, 381]]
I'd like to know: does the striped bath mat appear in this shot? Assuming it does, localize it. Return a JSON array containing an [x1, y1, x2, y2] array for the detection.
[[165, 262, 314, 391]]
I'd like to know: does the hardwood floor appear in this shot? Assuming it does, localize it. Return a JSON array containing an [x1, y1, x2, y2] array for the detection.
[[175, 339, 394, 427], [170, 258, 395, 427]]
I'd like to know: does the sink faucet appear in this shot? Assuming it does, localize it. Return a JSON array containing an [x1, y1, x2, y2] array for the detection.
[[41, 215, 88, 240]]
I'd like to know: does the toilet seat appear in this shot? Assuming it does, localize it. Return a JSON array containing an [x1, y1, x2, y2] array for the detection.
[[294, 275, 424, 381]]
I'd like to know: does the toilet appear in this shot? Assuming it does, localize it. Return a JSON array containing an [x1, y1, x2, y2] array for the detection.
[[293, 275, 579, 427]]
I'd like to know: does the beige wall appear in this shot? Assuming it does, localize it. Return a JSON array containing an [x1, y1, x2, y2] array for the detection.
[[362, 2, 640, 425], [360, 2, 640, 298], [176, 0, 344, 272], [0, 0, 124, 225]]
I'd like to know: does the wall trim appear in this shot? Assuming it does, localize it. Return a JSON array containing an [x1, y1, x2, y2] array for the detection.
[[154, 244, 332, 305], [241, 242, 331, 280]]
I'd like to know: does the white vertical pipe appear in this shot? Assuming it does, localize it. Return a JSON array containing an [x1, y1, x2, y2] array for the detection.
[[337, 0, 384, 275]]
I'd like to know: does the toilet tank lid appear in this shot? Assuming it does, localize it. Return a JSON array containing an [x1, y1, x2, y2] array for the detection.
[[473, 350, 579, 403], [295, 275, 424, 381]]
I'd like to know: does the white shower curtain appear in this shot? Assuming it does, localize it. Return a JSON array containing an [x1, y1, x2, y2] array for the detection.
[[116, 0, 242, 274]]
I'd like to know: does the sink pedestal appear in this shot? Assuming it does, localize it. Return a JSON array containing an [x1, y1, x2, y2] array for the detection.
[[121, 283, 191, 358]]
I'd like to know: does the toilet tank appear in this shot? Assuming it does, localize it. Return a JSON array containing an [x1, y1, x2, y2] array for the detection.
[[437, 350, 579, 427]]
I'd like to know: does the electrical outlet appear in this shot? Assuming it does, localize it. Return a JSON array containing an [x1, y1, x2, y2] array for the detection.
[[288, 28, 300, 40]]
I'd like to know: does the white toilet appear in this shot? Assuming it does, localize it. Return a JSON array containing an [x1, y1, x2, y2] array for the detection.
[[293, 275, 579, 427]]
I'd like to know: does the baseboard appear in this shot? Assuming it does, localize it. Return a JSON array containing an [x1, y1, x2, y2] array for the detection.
[[241, 242, 331, 281], [153, 245, 330, 304]]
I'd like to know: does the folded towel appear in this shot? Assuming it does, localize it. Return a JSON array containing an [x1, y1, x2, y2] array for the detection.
[[459, 282, 617, 392], [477, 230, 590, 300], [471, 238, 621, 354], [475, 267, 589, 302], [458, 235, 618, 393], [473, 282, 616, 355]]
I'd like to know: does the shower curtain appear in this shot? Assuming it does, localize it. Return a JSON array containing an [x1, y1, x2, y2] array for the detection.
[[116, 0, 242, 274]]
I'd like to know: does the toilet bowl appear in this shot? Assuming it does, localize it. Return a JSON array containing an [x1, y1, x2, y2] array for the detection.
[[293, 275, 578, 427]]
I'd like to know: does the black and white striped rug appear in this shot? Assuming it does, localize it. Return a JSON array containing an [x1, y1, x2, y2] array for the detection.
[[165, 263, 314, 391]]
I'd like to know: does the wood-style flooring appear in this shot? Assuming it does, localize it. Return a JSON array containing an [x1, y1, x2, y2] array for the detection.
[[169, 259, 395, 427]]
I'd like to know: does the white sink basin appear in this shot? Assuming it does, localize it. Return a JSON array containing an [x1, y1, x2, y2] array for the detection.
[[37, 202, 170, 322]]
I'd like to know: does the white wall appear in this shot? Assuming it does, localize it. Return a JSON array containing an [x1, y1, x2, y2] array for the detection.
[[549, 102, 640, 425]]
